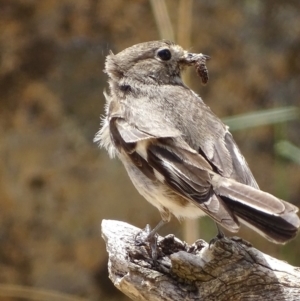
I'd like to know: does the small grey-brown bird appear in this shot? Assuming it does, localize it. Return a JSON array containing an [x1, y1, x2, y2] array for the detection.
[[95, 40, 299, 244]]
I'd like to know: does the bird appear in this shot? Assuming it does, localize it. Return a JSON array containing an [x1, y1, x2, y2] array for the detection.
[[95, 40, 299, 244]]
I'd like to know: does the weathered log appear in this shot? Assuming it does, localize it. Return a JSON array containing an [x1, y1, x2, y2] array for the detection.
[[101, 219, 300, 301]]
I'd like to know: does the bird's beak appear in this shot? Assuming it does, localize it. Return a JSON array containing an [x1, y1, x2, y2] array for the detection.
[[180, 51, 210, 66]]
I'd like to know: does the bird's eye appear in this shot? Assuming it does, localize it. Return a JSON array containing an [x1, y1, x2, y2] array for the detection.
[[157, 49, 172, 61]]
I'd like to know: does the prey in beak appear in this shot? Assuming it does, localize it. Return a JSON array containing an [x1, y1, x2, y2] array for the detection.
[[181, 52, 211, 85]]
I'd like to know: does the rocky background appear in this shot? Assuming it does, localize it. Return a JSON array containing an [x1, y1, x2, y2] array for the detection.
[[0, 1, 300, 300]]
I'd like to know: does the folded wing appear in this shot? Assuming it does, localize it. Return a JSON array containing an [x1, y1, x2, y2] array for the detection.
[[110, 116, 299, 243]]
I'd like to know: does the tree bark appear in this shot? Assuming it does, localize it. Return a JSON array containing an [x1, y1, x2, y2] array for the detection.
[[101, 219, 300, 301]]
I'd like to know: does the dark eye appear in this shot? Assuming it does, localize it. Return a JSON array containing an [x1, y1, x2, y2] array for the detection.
[[157, 49, 171, 61]]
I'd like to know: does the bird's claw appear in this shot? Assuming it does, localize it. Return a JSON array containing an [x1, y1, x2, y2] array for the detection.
[[134, 224, 158, 260]]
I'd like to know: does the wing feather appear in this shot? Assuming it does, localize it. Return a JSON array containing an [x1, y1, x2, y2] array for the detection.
[[118, 87, 258, 188], [110, 116, 239, 230], [146, 142, 239, 230]]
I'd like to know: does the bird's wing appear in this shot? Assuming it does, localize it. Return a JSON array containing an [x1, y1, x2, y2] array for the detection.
[[201, 105, 259, 189], [110, 116, 239, 231], [116, 87, 259, 189], [110, 116, 299, 241]]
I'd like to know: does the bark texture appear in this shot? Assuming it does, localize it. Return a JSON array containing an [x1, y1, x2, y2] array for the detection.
[[101, 219, 300, 301]]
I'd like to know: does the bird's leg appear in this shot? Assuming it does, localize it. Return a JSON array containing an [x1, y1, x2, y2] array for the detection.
[[209, 222, 225, 248], [134, 209, 170, 260], [134, 220, 167, 261], [134, 219, 167, 246], [135, 220, 167, 261]]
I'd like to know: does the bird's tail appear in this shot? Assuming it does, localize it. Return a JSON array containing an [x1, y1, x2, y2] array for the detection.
[[211, 174, 300, 244]]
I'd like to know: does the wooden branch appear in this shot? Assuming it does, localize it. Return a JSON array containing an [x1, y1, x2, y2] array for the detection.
[[101, 220, 300, 301]]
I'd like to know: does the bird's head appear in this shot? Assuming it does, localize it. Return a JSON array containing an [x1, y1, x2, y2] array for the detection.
[[105, 40, 209, 85]]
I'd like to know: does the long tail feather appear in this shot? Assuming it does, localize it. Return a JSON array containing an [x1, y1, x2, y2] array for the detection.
[[211, 174, 299, 243]]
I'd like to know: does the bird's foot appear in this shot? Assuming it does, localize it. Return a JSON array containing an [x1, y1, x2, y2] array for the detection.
[[209, 223, 226, 248], [134, 224, 158, 261], [134, 220, 167, 261]]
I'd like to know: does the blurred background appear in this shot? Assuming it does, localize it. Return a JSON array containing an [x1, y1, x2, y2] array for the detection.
[[0, 0, 300, 300]]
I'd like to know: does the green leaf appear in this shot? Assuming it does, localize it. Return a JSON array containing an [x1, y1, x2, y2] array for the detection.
[[223, 107, 299, 131], [275, 140, 300, 165]]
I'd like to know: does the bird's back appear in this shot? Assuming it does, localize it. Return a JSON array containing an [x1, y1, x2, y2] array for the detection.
[[120, 82, 259, 189]]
